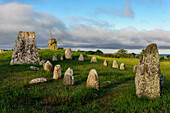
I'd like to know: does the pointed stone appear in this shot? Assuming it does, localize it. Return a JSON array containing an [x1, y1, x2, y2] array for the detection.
[[52, 55, 58, 61], [91, 57, 97, 62], [53, 65, 62, 80], [63, 68, 74, 85], [44, 61, 53, 73], [87, 69, 99, 90], [78, 54, 84, 61], [103, 59, 108, 66], [112, 60, 118, 68], [120, 63, 125, 70], [65, 48, 72, 59]]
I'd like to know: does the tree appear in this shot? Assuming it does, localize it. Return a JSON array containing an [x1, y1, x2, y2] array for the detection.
[[116, 48, 127, 58]]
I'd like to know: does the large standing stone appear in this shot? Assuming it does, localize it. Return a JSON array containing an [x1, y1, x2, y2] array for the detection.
[[112, 60, 118, 68], [48, 38, 57, 50], [135, 43, 163, 98], [60, 54, 64, 60], [52, 55, 58, 61], [53, 65, 62, 80], [120, 63, 125, 70], [103, 59, 108, 66], [29, 77, 47, 84], [10, 31, 40, 65], [63, 68, 74, 85], [91, 57, 97, 62], [78, 54, 84, 61], [44, 61, 53, 73], [65, 48, 72, 59], [87, 69, 99, 90]]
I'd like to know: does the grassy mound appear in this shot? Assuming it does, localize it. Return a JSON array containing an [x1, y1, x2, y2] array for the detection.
[[0, 49, 169, 112]]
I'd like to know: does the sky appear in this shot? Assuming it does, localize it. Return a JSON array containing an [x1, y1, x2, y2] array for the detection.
[[0, 0, 170, 50]]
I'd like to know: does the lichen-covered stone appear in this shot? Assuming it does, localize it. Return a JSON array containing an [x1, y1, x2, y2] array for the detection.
[[10, 31, 40, 65], [65, 48, 72, 59], [60, 54, 64, 60], [91, 57, 97, 62], [78, 54, 84, 61], [63, 68, 74, 85], [103, 59, 108, 66], [53, 65, 62, 80], [29, 77, 47, 84], [30, 66, 39, 70], [133, 65, 138, 73], [135, 43, 162, 98], [52, 55, 58, 61], [120, 63, 125, 70], [112, 60, 118, 68], [48, 38, 57, 50], [87, 69, 99, 90], [44, 61, 53, 73]]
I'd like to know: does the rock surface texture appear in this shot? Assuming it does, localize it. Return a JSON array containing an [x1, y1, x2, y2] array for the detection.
[[103, 60, 108, 66], [30, 66, 39, 70], [65, 48, 72, 59], [91, 57, 97, 62], [63, 68, 74, 85], [29, 77, 47, 84], [87, 69, 99, 90], [10, 31, 40, 65], [48, 38, 57, 50], [78, 54, 84, 61], [53, 65, 62, 80], [135, 43, 163, 98], [133, 65, 138, 73], [112, 60, 118, 68], [120, 63, 125, 70], [44, 61, 53, 73], [52, 55, 58, 61]]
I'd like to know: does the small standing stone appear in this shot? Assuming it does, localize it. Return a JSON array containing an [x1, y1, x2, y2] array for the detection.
[[29, 77, 47, 84], [103, 59, 108, 66], [112, 60, 118, 68], [120, 63, 125, 70], [87, 69, 99, 90], [63, 68, 74, 85], [53, 65, 62, 80], [39, 59, 46, 66], [91, 57, 97, 62], [78, 54, 84, 61], [52, 55, 58, 61], [44, 61, 53, 73], [30, 66, 39, 70], [60, 54, 64, 60], [133, 65, 138, 73], [65, 48, 72, 59]]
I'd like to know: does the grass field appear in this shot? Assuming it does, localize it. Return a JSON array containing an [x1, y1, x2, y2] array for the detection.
[[0, 49, 169, 113]]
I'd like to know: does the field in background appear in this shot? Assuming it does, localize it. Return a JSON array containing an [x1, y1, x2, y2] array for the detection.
[[0, 49, 169, 112]]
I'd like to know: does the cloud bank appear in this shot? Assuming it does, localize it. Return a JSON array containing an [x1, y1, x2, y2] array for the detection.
[[0, 2, 170, 50]]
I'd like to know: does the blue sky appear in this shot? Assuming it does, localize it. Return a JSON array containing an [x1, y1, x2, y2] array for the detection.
[[0, 0, 170, 49]]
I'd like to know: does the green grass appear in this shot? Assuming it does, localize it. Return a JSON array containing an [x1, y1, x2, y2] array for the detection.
[[0, 49, 169, 113]]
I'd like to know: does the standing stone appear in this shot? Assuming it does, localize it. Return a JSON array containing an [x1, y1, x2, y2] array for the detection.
[[48, 38, 57, 50], [112, 60, 118, 68], [0, 49, 4, 53], [39, 59, 46, 66], [60, 54, 64, 60], [78, 54, 84, 61], [52, 55, 58, 61], [53, 65, 62, 80], [87, 69, 99, 90], [133, 65, 138, 73], [135, 43, 162, 98], [10, 31, 40, 65], [63, 68, 74, 85], [120, 63, 125, 70], [91, 57, 97, 62], [44, 61, 53, 73], [65, 48, 72, 59], [103, 59, 108, 66]]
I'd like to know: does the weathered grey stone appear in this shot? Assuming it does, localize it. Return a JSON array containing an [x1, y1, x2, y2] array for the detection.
[[52, 55, 58, 61], [10, 31, 40, 65], [112, 60, 118, 68], [91, 57, 97, 62], [39, 59, 46, 66], [30, 66, 39, 70], [135, 43, 162, 98], [78, 54, 84, 61], [133, 65, 138, 73], [63, 68, 74, 85], [120, 63, 125, 70], [87, 69, 99, 90], [53, 65, 62, 80], [60, 54, 64, 60], [103, 59, 108, 66], [65, 48, 72, 59], [44, 61, 53, 73], [29, 77, 47, 84]]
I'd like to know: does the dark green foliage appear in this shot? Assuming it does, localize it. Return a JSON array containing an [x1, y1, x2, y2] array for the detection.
[[85, 50, 104, 55], [159, 55, 165, 61]]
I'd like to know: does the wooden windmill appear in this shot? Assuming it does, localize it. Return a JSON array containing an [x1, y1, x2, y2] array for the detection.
[[48, 31, 64, 50]]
